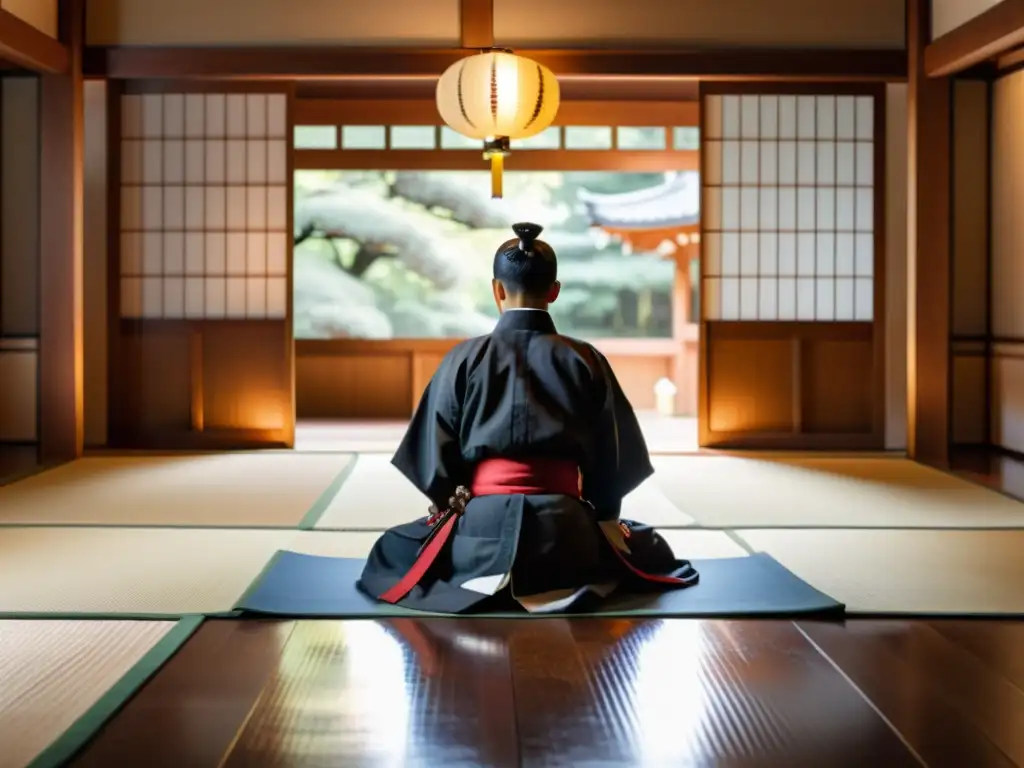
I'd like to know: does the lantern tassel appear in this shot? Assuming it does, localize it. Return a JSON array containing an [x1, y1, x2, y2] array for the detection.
[[489, 153, 504, 199], [482, 137, 510, 200]]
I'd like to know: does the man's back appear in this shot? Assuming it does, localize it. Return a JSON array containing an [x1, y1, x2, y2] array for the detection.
[[393, 308, 653, 519], [456, 309, 608, 465]]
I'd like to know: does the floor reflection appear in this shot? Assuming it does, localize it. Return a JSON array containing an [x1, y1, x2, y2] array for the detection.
[[76, 617, 1024, 766], [223, 621, 413, 766], [279, 618, 916, 767]]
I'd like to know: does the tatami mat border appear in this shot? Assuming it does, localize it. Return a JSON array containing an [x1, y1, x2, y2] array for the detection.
[[26, 616, 205, 768]]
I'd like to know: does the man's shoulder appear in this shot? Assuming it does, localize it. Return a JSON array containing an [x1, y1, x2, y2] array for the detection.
[[448, 333, 491, 357], [444, 329, 605, 369], [438, 334, 491, 370], [550, 333, 606, 366]]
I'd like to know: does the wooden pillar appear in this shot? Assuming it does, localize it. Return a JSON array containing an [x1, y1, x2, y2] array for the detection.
[[908, 0, 952, 465], [38, 0, 85, 462], [672, 243, 697, 416]]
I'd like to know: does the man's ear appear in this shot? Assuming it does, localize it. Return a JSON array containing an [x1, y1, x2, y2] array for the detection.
[[546, 281, 561, 304], [492, 279, 506, 311]]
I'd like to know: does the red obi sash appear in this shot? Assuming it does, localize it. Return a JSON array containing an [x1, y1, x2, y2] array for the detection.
[[377, 457, 689, 605], [379, 458, 579, 604], [471, 458, 579, 498]]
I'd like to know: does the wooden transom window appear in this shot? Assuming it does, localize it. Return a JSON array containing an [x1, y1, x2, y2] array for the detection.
[[294, 124, 701, 152]]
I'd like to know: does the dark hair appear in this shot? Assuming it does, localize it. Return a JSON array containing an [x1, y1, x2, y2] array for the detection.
[[492, 222, 558, 297]]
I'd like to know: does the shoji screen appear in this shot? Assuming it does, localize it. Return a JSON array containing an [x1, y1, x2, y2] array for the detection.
[[699, 85, 885, 450], [119, 92, 289, 320], [702, 93, 876, 323], [112, 86, 294, 449]]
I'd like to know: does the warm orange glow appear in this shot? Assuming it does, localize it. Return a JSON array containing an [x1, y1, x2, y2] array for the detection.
[[708, 401, 745, 433], [436, 52, 561, 142], [225, 391, 287, 431]]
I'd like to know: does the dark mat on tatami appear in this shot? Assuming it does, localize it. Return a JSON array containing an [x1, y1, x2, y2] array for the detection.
[[234, 551, 845, 618]]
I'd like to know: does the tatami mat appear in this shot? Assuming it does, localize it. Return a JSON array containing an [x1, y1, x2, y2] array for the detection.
[[736, 528, 1024, 615], [0, 454, 352, 527], [0, 619, 173, 768], [315, 454, 694, 530], [0, 524, 742, 616], [652, 456, 1024, 528], [0, 528, 290, 615], [314, 455, 430, 529], [291, 527, 744, 560], [624, 481, 696, 527], [658, 529, 749, 559]]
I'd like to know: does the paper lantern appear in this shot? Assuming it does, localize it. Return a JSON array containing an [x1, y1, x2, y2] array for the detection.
[[436, 50, 560, 198]]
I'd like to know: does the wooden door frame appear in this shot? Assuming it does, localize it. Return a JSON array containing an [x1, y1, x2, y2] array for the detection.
[[291, 98, 701, 417]]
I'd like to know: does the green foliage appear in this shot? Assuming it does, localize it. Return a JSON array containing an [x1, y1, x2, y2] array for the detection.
[[294, 170, 679, 340]]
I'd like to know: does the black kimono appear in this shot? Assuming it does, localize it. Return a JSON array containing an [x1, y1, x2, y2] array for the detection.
[[357, 309, 698, 613]]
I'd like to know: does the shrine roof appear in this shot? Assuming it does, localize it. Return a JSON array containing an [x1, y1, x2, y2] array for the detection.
[[578, 172, 700, 230]]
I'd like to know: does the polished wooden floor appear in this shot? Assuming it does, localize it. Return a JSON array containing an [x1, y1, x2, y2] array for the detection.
[[70, 616, 1024, 767], [12, 447, 1024, 765]]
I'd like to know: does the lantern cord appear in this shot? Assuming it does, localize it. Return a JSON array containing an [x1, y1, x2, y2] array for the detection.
[[488, 153, 504, 199]]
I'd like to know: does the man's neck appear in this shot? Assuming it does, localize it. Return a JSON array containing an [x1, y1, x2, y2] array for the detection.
[[503, 297, 549, 312]]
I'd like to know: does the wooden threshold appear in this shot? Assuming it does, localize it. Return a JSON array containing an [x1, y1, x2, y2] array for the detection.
[[700, 431, 884, 451], [107, 427, 291, 451]]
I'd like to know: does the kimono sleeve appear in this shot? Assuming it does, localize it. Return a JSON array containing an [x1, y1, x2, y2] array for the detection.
[[581, 350, 655, 521], [391, 348, 468, 508]]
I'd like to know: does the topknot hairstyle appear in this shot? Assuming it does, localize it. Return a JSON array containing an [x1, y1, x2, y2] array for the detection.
[[492, 222, 558, 297]]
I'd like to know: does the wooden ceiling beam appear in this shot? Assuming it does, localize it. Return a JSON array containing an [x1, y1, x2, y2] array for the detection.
[[0, 7, 69, 73], [293, 98, 699, 126], [83, 46, 907, 82], [925, 0, 1024, 76], [460, 0, 494, 49]]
